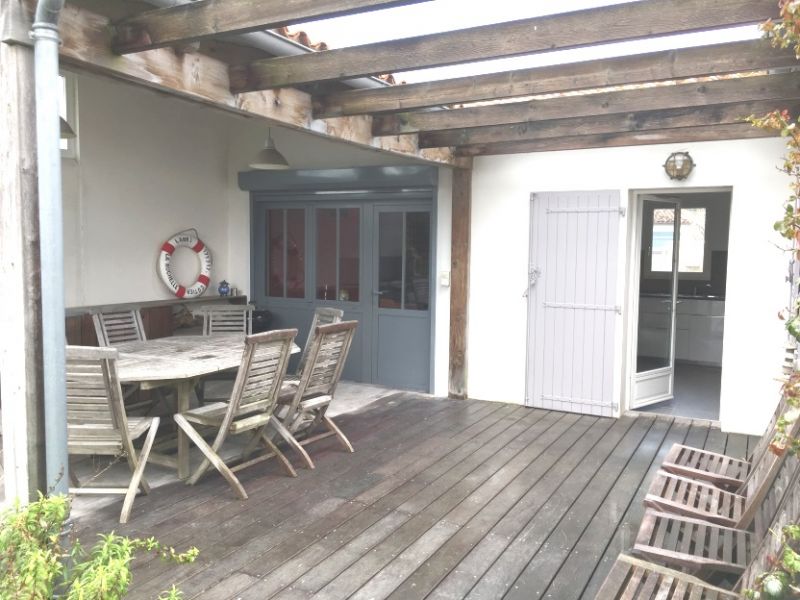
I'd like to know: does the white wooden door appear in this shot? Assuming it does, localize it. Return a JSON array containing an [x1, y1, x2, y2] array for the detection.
[[526, 191, 623, 416]]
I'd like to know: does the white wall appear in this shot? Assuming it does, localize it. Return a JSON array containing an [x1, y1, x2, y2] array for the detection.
[[470, 138, 791, 434], [62, 73, 234, 307]]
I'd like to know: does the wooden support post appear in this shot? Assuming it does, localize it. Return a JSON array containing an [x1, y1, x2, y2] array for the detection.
[[0, 1, 47, 502], [449, 166, 471, 399]]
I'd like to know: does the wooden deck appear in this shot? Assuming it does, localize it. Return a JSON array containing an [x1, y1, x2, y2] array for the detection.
[[73, 394, 756, 600]]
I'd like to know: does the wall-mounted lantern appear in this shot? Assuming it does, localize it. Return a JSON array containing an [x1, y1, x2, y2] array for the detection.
[[663, 151, 695, 181]]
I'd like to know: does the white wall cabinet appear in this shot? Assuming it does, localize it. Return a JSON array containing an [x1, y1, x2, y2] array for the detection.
[[637, 297, 724, 366]]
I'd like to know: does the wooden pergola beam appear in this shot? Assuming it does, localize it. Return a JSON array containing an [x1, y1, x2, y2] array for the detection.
[[455, 123, 775, 156], [7, 1, 457, 166], [449, 165, 472, 400], [315, 40, 798, 118], [112, 0, 431, 54], [420, 100, 800, 148], [232, 0, 777, 91], [374, 72, 800, 136]]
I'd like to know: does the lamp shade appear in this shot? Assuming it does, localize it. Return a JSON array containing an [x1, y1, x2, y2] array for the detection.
[[249, 131, 289, 170]]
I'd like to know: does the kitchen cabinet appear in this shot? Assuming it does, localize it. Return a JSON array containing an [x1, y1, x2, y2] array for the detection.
[[637, 296, 724, 367]]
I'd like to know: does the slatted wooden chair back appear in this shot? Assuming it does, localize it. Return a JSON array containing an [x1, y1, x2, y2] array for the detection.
[[739, 415, 800, 529], [66, 345, 131, 456], [294, 321, 357, 404], [202, 304, 254, 335], [227, 329, 296, 422], [297, 307, 344, 375], [739, 457, 800, 593], [92, 309, 146, 346]]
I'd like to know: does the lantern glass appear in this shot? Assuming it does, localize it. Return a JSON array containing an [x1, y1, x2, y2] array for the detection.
[[664, 152, 694, 181]]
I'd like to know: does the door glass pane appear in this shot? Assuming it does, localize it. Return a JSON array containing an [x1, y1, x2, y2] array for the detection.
[[405, 212, 430, 311], [650, 207, 707, 274], [286, 209, 305, 299], [267, 209, 284, 297], [339, 208, 360, 302], [378, 212, 403, 309], [638, 200, 677, 372], [316, 208, 337, 300], [678, 208, 706, 273], [651, 208, 675, 272]]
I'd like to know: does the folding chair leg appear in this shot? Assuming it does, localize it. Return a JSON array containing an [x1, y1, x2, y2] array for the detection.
[[120, 417, 160, 524], [271, 418, 315, 470], [175, 414, 247, 500], [260, 433, 298, 478], [323, 415, 354, 453]]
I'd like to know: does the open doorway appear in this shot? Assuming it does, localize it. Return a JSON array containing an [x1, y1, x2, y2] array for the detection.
[[630, 190, 731, 420]]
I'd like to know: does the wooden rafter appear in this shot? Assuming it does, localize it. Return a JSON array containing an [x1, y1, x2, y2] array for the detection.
[[455, 123, 775, 156], [314, 40, 797, 118], [420, 100, 800, 148], [6, 1, 457, 166], [231, 0, 777, 91], [373, 73, 800, 136], [112, 0, 431, 54]]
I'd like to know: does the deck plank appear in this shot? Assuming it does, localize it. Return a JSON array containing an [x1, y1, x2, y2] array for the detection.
[[147, 405, 538, 598], [431, 416, 644, 599], [486, 416, 663, 600], [580, 416, 690, 598], [127, 401, 520, 599], [521, 415, 673, 599], [238, 410, 569, 599], [384, 416, 617, 600], [68, 396, 752, 600]]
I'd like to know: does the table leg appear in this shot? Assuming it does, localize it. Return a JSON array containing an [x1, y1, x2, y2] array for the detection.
[[176, 380, 193, 480]]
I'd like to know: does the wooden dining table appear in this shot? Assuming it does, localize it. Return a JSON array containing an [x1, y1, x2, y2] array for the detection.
[[115, 334, 300, 479]]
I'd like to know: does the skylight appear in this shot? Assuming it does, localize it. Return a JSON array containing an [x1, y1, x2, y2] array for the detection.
[[294, 0, 762, 83]]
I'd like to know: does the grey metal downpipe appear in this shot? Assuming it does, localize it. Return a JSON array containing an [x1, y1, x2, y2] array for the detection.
[[32, 0, 68, 496]]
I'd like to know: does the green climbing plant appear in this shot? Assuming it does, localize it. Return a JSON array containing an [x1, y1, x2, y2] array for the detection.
[[745, 2, 800, 597], [0, 494, 198, 599]]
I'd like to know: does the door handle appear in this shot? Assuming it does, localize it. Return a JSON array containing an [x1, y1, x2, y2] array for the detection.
[[372, 290, 386, 296]]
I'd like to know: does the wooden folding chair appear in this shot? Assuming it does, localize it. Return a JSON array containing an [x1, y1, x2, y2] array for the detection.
[[595, 452, 800, 598], [66, 345, 160, 524], [293, 307, 344, 379], [92, 309, 146, 346], [633, 448, 800, 576], [273, 320, 357, 471], [174, 329, 298, 500], [660, 396, 787, 490], [643, 414, 800, 527], [195, 304, 254, 402], [201, 304, 254, 335]]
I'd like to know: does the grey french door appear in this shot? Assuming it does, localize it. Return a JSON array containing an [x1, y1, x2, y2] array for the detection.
[[372, 205, 433, 391], [252, 198, 434, 391]]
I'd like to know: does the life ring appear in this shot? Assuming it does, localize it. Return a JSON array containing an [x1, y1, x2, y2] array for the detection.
[[157, 230, 212, 298]]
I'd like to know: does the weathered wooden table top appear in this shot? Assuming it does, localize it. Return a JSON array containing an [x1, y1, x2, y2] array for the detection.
[[116, 334, 299, 383]]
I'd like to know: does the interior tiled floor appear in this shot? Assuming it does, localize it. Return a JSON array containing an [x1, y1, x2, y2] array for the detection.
[[637, 362, 721, 421]]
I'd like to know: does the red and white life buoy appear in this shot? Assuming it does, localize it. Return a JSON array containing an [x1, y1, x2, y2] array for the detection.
[[157, 230, 212, 298]]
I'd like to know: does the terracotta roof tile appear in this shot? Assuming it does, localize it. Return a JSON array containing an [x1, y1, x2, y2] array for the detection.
[[272, 26, 401, 85]]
